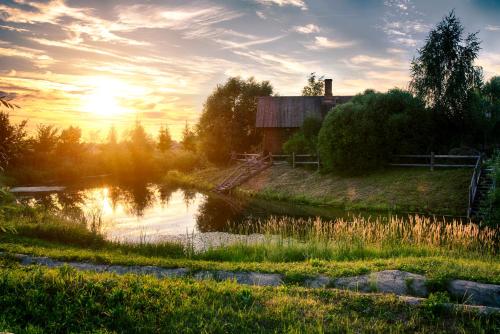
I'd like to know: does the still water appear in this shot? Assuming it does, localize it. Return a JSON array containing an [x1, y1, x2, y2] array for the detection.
[[13, 182, 392, 243]]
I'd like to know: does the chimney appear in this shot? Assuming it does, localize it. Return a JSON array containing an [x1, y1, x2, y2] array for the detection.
[[324, 78, 332, 97]]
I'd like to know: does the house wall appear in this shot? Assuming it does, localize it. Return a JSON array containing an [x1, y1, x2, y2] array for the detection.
[[262, 127, 298, 154]]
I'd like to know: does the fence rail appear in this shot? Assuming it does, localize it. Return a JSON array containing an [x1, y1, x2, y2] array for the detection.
[[390, 152, 480, 170], [467, 155, 483, 218]]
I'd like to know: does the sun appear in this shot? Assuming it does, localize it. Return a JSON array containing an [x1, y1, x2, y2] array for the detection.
[[82, 78, 128, 116]]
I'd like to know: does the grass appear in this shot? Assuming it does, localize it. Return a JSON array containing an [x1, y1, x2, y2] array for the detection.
[[166, 165, 473, 215], [0, 264, 499, 333], [1, 191, 499, 332], [1, 210, 500, 286]]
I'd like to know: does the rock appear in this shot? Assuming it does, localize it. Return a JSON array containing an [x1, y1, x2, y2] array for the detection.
[[194, 270, 282, 287], [448, 280, 500, 307], [334, 270, 428, 297], [304, 275, 331, 288], [67, 262, 108, 272]]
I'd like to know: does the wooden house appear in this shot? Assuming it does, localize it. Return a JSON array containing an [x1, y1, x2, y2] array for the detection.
[[256, 79, 352, 153]]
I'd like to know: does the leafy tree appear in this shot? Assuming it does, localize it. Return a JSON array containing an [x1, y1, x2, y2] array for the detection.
[[0, 111, 27, 170], [318, 89, 432, 173], [107, 126, 118, 146], [181, 122, 196, 152], [283, 117, 322, 154], [157, 125, 172, 152], [483, 76, 500, 105], [198, 77, 273, 164], [410, 10, 482, 139], [302, 73, 324, 96], [33, 125, 59, 154], [57, 126, 83, 159]]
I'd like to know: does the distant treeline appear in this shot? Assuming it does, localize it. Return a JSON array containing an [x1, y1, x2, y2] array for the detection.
[[0, 118, 204, 185]]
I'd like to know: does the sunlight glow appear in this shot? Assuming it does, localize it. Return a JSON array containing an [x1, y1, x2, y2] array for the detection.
[[82, 77, 130, 116]]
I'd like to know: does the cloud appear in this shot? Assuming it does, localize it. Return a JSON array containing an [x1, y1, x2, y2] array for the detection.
[[255, 0, 308, 10], [477, 52, 500, 79], [256, 11, 266, 19], [306, 36, 355, 50], [381, 0, 428, 47], [0, 42, 56, 68], [485, 25, 500, 32], [348, 55, 405, 69], [116, 4, 242, 39], [293, 24, 320, 34], [215, 35, 284, 49]]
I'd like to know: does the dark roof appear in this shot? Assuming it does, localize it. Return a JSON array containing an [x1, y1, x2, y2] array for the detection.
[[256, 96, 353, 128]]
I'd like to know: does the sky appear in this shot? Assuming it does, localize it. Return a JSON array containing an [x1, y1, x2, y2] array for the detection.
[[0, 0, 499, 141]]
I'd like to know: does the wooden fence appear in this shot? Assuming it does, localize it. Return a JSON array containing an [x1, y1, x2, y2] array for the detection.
[[390, 152, 480, 170], [233, 153, 320, 169]]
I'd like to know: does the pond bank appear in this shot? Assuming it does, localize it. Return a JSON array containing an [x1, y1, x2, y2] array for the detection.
[[164, 165, 473, 216]]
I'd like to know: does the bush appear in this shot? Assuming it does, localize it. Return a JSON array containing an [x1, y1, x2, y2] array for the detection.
[[318, 89, 432, 173], [283, 117, 322, 155]]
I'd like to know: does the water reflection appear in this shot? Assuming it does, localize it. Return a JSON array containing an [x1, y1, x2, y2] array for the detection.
[[14, 182, 396, 243]]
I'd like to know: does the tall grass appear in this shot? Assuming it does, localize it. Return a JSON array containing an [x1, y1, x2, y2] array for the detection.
[[194, 215, 499, 262]]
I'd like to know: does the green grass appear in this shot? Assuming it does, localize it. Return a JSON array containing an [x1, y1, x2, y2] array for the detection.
[[2, 234, 500, 286], [167, 165, 473, 215], [0, 264, 498, 333]]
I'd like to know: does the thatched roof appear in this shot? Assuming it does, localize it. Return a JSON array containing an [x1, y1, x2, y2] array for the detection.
[[256, 96, 353, 128]]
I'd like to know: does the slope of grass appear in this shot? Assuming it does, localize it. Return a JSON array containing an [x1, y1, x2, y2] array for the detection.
[[166, 165, 472, 215], [0, 264, 498, 333]]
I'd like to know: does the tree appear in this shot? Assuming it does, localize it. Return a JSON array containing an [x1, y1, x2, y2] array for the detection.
[[57, 126, 83, 161], [283, 116, 322, 155], [318, 89, 432, 173], [0, 111, 27, 170], [410, 11, 482, 136], [157, 125, 172, 152], [302, 72, 324, 96], [483, 76, 500, 105], [33, 125, 59, 154], [181, 122, 196, 152], [198, 77, 273, 164]]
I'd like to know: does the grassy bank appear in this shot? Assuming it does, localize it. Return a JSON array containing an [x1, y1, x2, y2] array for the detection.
[[165, 165, 472, 215], [1, 264, 498, 333], [1, 209, 499, 285]]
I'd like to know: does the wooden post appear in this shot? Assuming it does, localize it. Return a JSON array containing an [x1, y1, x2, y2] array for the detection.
[[292, 152, 295, 168], [270, 154, 273, 165], [317, 151, 320, 170], [430, 151, 434, 171]]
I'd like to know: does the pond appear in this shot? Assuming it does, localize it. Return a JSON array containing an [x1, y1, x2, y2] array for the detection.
[[12, 181, 401, 243]]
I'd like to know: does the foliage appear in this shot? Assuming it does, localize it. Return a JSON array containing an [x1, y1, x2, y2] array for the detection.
[[157, 125, 172, 152], [0, 111, 27, 171], [318, 89, 432, 173], [198, 77, 273, 164], [410, 11, 483, 144], [301, 72, 324, 96], [283, 116, 322, 154], [181, 122, 196, 152]]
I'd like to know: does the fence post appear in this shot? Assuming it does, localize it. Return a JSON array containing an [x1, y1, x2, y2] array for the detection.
[[317, 151, 320, 171], [270, 154, 273, 165], [430, 151, 435, 171], [292, 152, 295, 168]]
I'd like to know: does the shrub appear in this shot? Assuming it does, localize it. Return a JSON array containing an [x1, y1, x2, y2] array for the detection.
[[283, 116, 322, 155], [318, 89, 432, 173]]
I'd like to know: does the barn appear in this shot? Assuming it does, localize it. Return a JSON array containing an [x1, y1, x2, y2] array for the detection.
[[255, 79, 352, 154]]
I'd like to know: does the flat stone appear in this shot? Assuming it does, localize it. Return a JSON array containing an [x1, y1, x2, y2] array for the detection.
[[66, 262, 109, 272], [194, 270, 282, 287], [304, 275, 331, 288], [334, 270, 428, 297], [448, 280, 500, 307]]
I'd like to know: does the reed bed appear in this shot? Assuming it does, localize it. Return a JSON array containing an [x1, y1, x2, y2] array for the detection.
[[222, 215, 499, 258]]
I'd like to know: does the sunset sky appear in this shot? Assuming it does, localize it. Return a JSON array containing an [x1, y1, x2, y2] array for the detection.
[[1, 0, 499, 141]]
